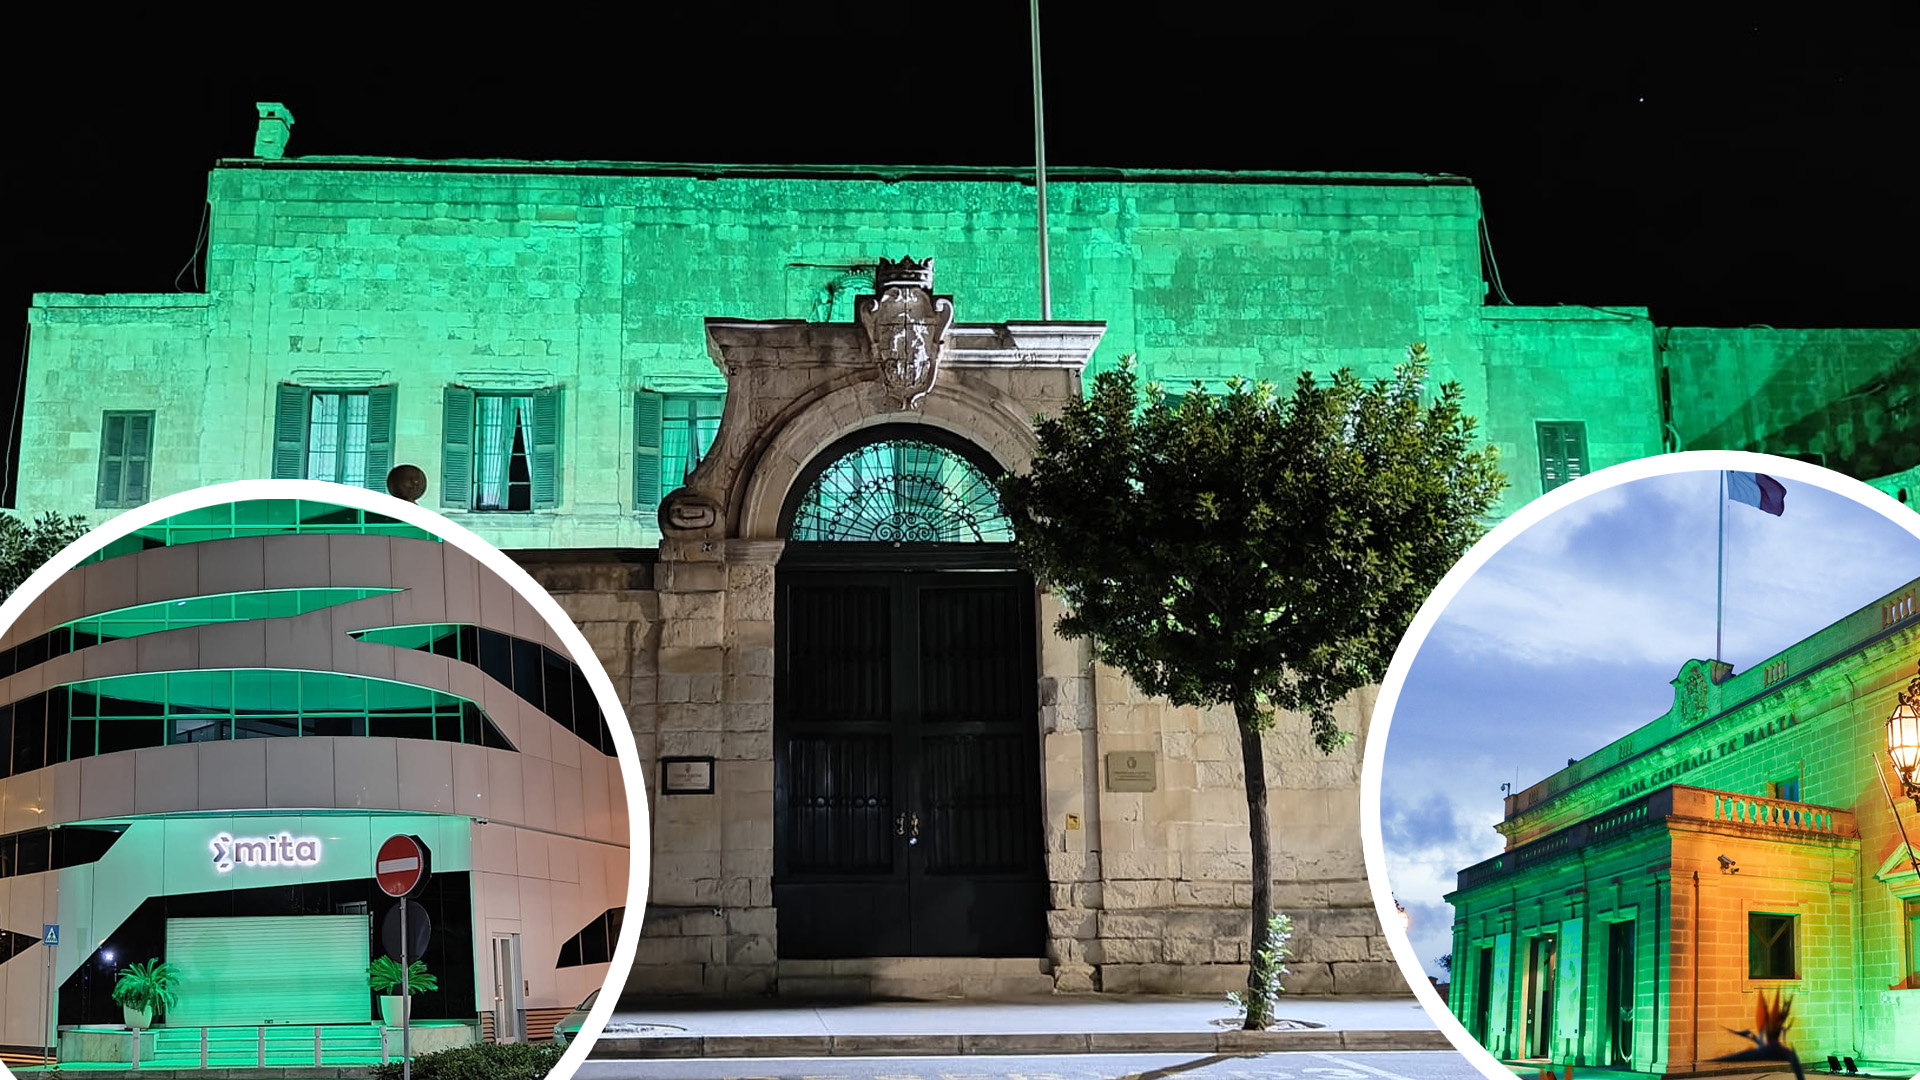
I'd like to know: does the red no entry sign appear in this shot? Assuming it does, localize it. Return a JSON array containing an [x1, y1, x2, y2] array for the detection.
[[376, 834, 427, 898]]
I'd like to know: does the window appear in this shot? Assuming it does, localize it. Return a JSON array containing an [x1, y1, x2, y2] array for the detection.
[[1907, 899, 1920, 989], [1766, 775, 1801, 802], [97, 411, 155, 508], [271, 385, 396, 488], [1748, 913, 1796, 980], [1536, 421, 1588, 492], [441, 387, 562, 511], [634, 391, 722, 515]]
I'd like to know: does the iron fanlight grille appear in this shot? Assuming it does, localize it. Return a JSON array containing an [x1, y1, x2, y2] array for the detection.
[[789, 438, 1012, 543]]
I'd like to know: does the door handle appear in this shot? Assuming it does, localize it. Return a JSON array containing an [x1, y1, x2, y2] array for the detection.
[[894, 811, 920, 844]]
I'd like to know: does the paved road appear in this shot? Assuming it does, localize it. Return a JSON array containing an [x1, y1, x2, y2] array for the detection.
[[577, 1050, 1484, 1080]]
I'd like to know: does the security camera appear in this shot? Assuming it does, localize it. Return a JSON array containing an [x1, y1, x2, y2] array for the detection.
[[1718, 855, 1739, 874]]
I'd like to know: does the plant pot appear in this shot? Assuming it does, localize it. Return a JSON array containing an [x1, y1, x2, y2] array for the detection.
[[379, 995, 411, 1027], [123, 1004, 153, 1030]]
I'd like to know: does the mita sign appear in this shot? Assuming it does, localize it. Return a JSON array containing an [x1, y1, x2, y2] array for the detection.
[[210, 831, 323, 873], [1614, 713, 1801, 801]]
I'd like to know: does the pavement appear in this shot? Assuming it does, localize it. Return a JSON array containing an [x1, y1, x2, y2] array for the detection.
[[592, 996, 1453, 1059]]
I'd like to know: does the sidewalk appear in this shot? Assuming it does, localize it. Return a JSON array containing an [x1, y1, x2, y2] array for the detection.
[[593, 995, 1452, 1059]]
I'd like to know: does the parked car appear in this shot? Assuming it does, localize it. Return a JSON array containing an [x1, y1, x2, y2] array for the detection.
[[552, 989, 599, 1048]]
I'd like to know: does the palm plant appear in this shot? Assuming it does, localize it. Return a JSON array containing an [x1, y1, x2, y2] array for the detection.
[[111, 959, 182, 1016], [367, 956, 438, 995]]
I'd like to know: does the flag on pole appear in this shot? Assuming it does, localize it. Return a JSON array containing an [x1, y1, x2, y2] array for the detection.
[[1726, 471, 1786, 516]]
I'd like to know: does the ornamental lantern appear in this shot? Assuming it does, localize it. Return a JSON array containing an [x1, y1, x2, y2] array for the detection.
[[1890, 662, 1920, 804]]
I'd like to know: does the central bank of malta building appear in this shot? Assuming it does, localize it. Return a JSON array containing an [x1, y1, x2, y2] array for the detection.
[[1446, 578, 1920, 1075]]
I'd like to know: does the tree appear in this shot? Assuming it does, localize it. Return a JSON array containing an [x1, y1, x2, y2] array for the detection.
[[996, 347, 1505, 1029], [1, 510, 90, 600]]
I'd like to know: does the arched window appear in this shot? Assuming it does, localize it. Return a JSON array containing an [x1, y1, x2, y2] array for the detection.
[[786, 433, 1013, 543]]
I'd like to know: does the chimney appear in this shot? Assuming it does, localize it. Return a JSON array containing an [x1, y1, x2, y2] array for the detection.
[[254, 103, 295, 159]]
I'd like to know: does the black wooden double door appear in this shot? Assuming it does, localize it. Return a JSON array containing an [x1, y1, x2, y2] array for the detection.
[[774, 568, 1047, 958]]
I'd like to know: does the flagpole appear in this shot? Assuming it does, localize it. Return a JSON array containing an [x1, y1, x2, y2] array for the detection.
[[1030, 0, 1052, 322], [1716, 470, 1725, 665]]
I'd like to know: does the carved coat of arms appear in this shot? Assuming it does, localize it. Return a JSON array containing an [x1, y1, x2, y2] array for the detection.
[[856, 256, 954, 410]]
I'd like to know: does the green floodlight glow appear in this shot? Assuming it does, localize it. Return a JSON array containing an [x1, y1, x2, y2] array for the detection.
[[0, 670, 518, 778], [64, 587, 399, 640], [79, 499, 438, 564]]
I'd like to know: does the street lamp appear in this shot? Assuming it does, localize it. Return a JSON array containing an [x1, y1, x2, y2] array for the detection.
[[1889, 662, 1920, 812]]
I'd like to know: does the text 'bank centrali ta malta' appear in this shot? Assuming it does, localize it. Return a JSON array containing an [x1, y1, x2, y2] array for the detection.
[[0, 498, 629, 1061], [1444, 575, 1920, 1075]]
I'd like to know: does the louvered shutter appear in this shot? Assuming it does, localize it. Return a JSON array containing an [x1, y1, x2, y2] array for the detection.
[[531, 386, 562, 509], [96, 414, 126, 507], [442, 387, 475, 509], [272, 384, 309, 479], [365, 385, 397, 491], [634, 390, 663, 514], [124, 413, 152, 504], [1537, 421, 1589, 492]]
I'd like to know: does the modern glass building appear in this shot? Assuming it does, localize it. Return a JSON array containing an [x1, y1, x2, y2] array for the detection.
[[1445, 575, 1920, 1076], [0, 497, 629, 1065]]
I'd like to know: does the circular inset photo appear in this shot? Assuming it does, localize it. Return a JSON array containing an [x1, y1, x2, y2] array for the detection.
[[1361, 452, 1920, 1079], [0, 480, 646, 1079]]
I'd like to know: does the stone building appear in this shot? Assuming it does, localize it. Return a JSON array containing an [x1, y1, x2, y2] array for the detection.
[[1445, 576, 1920, 1075], [7, 104, 1917, 999]]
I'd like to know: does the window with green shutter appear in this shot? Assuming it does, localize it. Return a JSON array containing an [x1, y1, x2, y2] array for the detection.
[[1536, 420, 1589, 492], [97, 411, 155, 509], [635, 391, 722, 516], [270, 384, 396, 490], [443, 386, 561, 512]]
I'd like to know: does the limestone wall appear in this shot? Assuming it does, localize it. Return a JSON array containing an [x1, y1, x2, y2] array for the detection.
[[1663, 326, 1920, 480]]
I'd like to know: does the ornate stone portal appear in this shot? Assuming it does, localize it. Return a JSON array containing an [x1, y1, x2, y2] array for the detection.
[[626, 260, 1391, 1000]]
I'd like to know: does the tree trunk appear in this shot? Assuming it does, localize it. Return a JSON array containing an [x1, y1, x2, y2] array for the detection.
[[1235, 701, 1274, 1030]]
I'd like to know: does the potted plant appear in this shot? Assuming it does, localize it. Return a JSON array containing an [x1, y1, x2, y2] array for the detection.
[[111, 959, 180, 1030], [367, 956, 437, 1026]]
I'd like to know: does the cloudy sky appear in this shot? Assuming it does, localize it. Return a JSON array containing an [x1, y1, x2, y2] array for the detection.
[[1379, 469, 1920, 979]]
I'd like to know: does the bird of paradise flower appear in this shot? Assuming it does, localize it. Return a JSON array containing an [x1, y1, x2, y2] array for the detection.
[[1714, 989, 1804, 1080]]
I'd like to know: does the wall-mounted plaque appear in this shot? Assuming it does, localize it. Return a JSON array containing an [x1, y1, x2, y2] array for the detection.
[[661, 756, 715, 795], [1105, 751, 1157, 793]]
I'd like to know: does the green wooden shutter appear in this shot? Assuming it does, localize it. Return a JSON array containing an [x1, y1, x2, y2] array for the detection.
[[442, 387, 475, 509], [634, 390, 663, 513], [125, 413, 152, 504], [1537, 421, 1589, 491], [364, 385, 397, 491], [272, 384, 309, 479], [531, 386, 562, 509], [96, 413, 126, 507]]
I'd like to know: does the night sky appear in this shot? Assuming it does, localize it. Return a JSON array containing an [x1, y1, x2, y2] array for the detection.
[[1381, 469, 1920, 980], [3, 13, 1913, 503]]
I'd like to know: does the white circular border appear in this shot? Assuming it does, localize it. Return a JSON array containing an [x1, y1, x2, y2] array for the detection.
[[1359, 451, 1920, 1079], [0, 480, 651, 1080]]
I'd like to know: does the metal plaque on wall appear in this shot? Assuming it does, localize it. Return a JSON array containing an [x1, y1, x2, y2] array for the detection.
[[1105, 751, 1157, 793]]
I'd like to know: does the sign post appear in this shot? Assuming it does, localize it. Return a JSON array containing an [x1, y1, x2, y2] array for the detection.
[[42, 924, 58, 1068], [376, 835, 430, 1080]]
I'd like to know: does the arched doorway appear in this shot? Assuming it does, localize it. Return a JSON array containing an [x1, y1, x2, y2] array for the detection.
[[772, 424, 1047, 959]]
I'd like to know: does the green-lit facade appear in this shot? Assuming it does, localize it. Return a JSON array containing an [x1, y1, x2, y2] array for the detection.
[[1446, 577, 1920, 1075]]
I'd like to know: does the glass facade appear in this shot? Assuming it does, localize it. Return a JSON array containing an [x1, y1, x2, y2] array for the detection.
[[350, 624, 616, 755], [80, 500, 437, 564], [0, 588, 399, 678], [0, 670, 514, 778]]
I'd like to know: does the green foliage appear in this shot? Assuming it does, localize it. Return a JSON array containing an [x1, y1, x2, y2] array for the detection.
[[367, 956, 439, 995], [0, 510, 89, 600], [369, 1042, 564, 1080], [997, 347, 1506, 748], [1226, 914, 1294, 1028], [110, 959, 181, 1015], [1437, 952, 1453, 973]]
